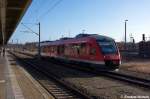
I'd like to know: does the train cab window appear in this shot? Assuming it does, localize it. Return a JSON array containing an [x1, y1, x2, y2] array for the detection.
[[98, 41, 117, 54]]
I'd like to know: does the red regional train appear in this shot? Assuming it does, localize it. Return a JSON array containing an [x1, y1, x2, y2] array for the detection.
[[41, 34, 121, 70]]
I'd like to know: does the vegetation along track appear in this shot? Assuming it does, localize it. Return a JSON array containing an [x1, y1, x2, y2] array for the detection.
[[13, 51, 150, 89], [9, 52, 91, 99]]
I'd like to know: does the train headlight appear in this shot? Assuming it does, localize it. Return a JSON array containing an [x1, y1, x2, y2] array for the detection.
[[104, 56, 106, 58]]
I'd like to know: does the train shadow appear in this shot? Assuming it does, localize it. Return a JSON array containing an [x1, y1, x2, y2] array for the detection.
[[14, 57, 107, 80]]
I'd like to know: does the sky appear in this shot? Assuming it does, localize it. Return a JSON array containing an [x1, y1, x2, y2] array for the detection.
[[9, 0, 150, 44]]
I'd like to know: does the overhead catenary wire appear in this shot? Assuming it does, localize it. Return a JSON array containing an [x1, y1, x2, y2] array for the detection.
[[24, 0, 52, 23], [36, 0, 55, 15], [22, 0, 63, 24], [19, 0, 64, 43], [37, 0, 63, 21], [35, 0, 56, 22], [20, 0, 50, 32], [26, 0, 41, 22]]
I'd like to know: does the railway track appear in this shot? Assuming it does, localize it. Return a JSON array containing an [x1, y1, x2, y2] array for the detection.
[[12, 51, 150, 89], [50, 58, 150, 89], [9, 52, 91, 99], [98, 71, 150, 88]]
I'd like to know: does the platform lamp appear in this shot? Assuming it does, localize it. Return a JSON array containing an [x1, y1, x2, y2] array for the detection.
[[124, 20, 128, 50]]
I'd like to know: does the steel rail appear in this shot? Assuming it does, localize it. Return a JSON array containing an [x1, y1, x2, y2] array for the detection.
[[9, 52, 92, 99], [100, 71, 150, 88]]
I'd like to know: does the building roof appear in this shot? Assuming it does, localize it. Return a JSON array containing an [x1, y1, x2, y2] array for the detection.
[[0, 0, 32, 45]]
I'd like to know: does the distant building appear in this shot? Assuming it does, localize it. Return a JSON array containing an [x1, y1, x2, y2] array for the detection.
[[139, 41, 150, 57], [24, 42, 37, 51], [116, 42, 138, 52]]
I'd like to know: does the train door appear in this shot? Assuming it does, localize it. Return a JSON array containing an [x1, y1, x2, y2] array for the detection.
[[88, 43, 97, 60], [57, 45, 65, 56], [79, 43, 87, 59]]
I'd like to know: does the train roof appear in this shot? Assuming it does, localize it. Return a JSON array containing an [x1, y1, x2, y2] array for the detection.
[[41, 34, 115, 46], [89, 34, 114, 41]]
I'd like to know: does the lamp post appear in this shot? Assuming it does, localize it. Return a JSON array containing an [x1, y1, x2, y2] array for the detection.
[[21, 22, 41, 60], [16, 39, 18, 44], [16, 39, 18, 50], [38, 22, 41, 60], [124, 20, 128, 50]]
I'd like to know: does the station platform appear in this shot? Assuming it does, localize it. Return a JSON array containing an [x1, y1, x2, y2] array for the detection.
[[0, 53, 54, 99]]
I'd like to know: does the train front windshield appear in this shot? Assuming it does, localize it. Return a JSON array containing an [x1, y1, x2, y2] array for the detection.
[[98, 41, 117, 54]]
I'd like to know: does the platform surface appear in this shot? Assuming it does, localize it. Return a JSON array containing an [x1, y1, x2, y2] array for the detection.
[[0, 56, 7, 99], [0, 54, 54, 99]]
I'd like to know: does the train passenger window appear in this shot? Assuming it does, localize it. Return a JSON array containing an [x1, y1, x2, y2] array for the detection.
[[80, 43, 86, 55], [90, 48, 96, 55], [60, 45, 65, 54], [57, 46, 60, 54], [64, 45, 70, 55], [77, 48, 80, 54], [81, 43, 86, 48], [72, 44, 79, 55], [57, 45, 64, 54]]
